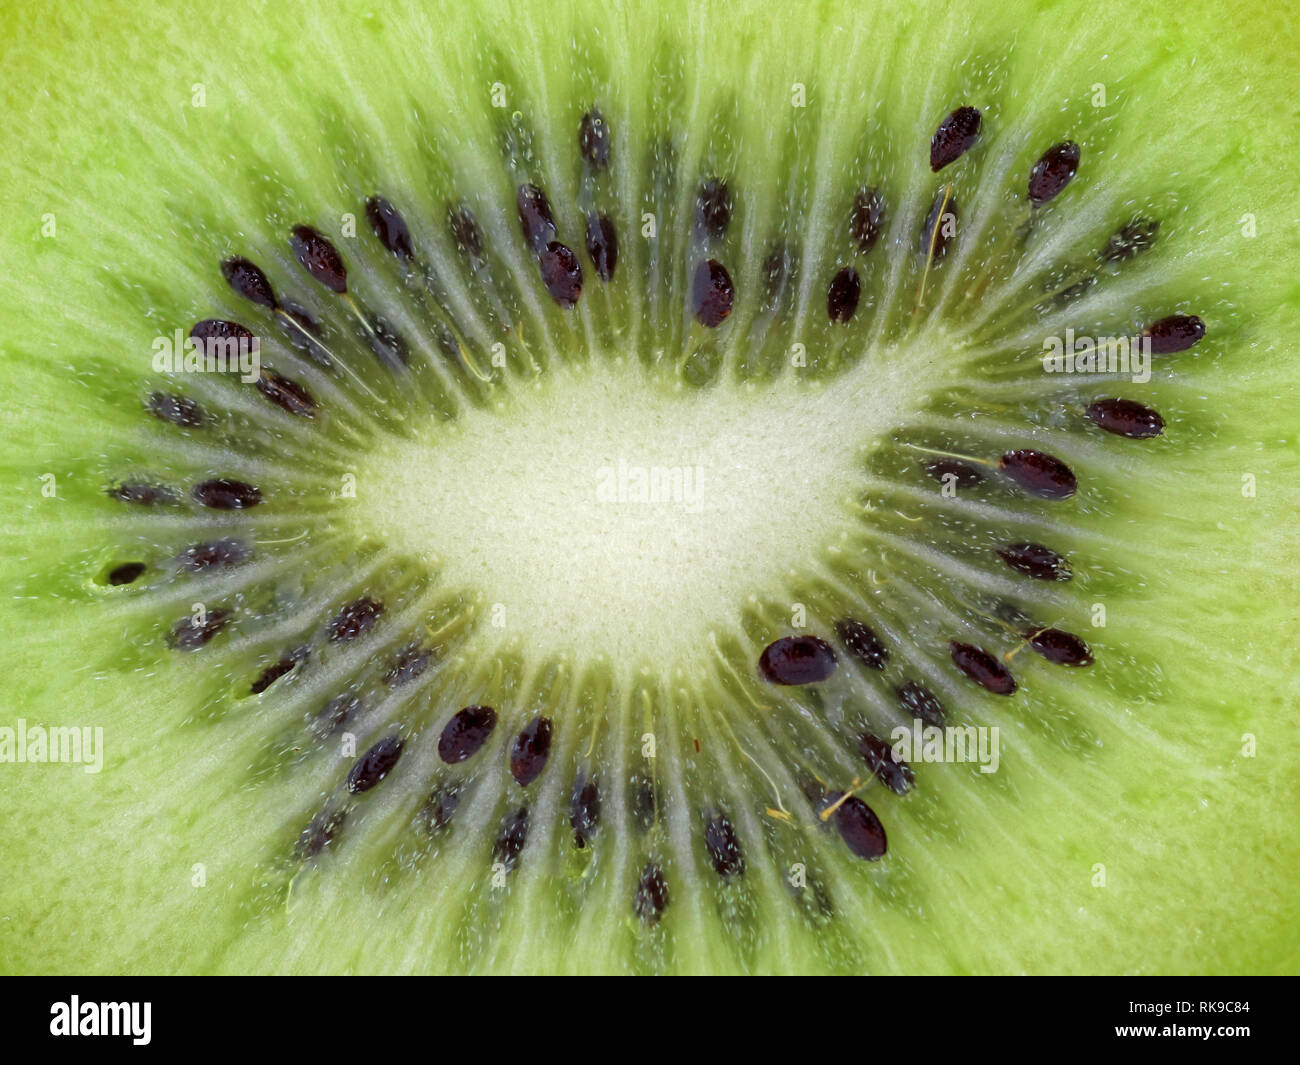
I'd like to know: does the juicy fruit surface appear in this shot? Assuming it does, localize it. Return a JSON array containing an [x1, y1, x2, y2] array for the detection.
[[2, 0, 1299, 975]]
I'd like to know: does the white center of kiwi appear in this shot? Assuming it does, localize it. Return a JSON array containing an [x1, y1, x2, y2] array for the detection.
[[361, 342, 957, 667]]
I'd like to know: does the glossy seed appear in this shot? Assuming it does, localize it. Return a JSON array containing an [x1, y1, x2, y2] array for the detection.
[[999, 449, 1077, 499], [921, 188, 958, 259], [192, 478, 262, 509], [385, 645, 431, 687], [997, 542, 1073, 581], [516, 183, 556, 253], [189, 318, 256, 365], [692, 258, 734, 327], [107, 562, 146, 586], [250, 657, 296, 695], [826, 266, 861, 323], [897, 681, 945, 726], [1144, 314, 1205, 354], [221, 257, 278, 309], [850, 187, 885, 254], [1085, 397, 1165, 438], [705, 815, 744, 878], [1028, 141, 1081, 205], [295, 807, 346, 859], [110, 483, 177, 506], [1027, 627, 1094, 666], [256, 370, 317, 418], [1101, 217, 1159, 262], [570, 778, 601, 846], [578, 108, 610, 170], [493, 807, 530, 872], [635, 862, 669, 924], [926, 457, 983, 487], [859, 733, 914, 795], [930, 106, 982, 171], [447, 203, 484, 260], [364, 195, 414, 261], [170, 609, 230, 651], [585, 211, 618, 281], [437, 705, 498, 764], [695, 178, 732, 238], [327, 597, 384, 642], [831, 793, 888, 859], [759, 634, 837, 685], [148, 392, 204, 428], [347, 736, 404, 794], [834, 618, 889, 670], [538, 241, 583, 306], [178, 538, 249, 571], [290, 225, 348, 293], [510, 716, 553, 786], [950, 641, 1017, 695]]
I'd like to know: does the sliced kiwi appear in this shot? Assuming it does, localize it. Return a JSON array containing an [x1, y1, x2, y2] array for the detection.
[[1, 0, 1297, 975]]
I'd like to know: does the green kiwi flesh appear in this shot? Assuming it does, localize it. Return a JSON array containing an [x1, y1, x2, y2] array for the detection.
[[1, 0, 1298, 974]]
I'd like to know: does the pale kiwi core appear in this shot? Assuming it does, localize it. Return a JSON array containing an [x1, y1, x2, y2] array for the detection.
[[362, 337, 960, 667]]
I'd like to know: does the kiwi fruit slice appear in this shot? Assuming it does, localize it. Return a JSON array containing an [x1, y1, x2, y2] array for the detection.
[[2, 0, 1297, 975]]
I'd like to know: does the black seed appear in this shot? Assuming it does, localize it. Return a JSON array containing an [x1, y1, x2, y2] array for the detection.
[[926, 457, 983, 487], [1028, 627, 1094, 666], [999, 449, 1077, 500], [192, 478, 262, 509], [585, 211, 618, 281], [148, 392, 205, 427], [516, 183, 556, 253], [633, 778, 656, 832], [290, 224, 348, 293], [997, 542, 1073, 581], [950, 641, 1017, 695], [1028, 141, 1081, 205], [510, 716, 553, 786], [705, 815, 744, 878], [930, 106, 982, 171], [365, 313, 409, 364], [578, 108, 610, 170], [256, 370, 317, 418], [834, 618, 889, 670], [347, 735, 403, 794], [178, 538, 249, 571], [280, 301, 331, 366], [385, 644, 432, 687], [692, 258, 734, 327], [493, 806, 530, 872], [635, 862, 669, 924], [170, 609, 230, 651], [1086, 397, 1165, 439], [920, 188, 958, 259], [829, 793, 888, 859], [447, 203, 484, 260], [221, 256, 278, 309], [1143, 314, 1205, 354], [760, 245, 791, 309], [438, 705, 498, 764], [695, 178, 732, 238], [1101, 217, 1159, 262], [538, 241, 583, 307], [295, 807, 346, 859], [759, 635, 837, 685], [328, 597, 384, 642], [421, 783, 461, 832], [365, 195, 414, 260], [897, 681, 945, 726], [570, 778, 601, 847], [859, 733, 914, 795], [314, 693, 360, 738], [850, 187, 885, 254], [107, 562, 146, 586], [189, 318, 256, 365], [250, 657, 296, 694], [826, 266, 861, 323], [109, 482, 177, 506]]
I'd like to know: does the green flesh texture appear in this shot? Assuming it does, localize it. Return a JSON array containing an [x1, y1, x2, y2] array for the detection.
[[1, 0, 1297, 975]]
